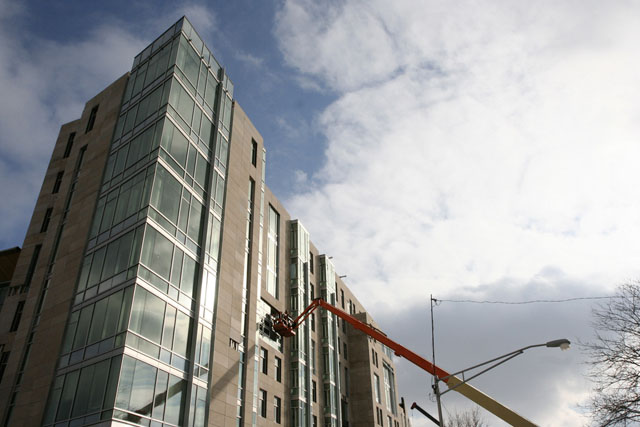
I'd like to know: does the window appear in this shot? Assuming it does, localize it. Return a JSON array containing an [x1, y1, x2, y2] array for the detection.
[[311, 340, 316, 372], [63, 132, 75, 158], [85, 105, 99, 133], [344, 366, 349, 396], [310, 283, 315, 300], [372, 349, 379, 367], [114, 356, 186, 425], [260, 347, 268, 374], [52, 171, 64, 194], [309, 252, 314, 273], [41, 207, 53, 233], [24, 245, 41, 290], [313, 415, 318, 427], [376, 407, 383, 425], [274, 395, 282, 424], [251, 139, 258, 166], [383, 363, 397, 414], [343, 342, 347, 360], [266, 206, 280, 298], [0, 350, 9, 384], [311, 313, 315, 332], [259, 389, 267, 418], [374, 373, 381, 404], [387, 415, 393, 427], [383, 344, 394, 359], [76, 145, 88, 172], [275, 356, 282, 382], [10, 301, 25, 332], [341, 289, 345, 309], [312, 380, 317, 402]]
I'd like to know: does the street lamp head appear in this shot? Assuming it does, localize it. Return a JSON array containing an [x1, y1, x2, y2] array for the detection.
[[545, 338, 571, 350]]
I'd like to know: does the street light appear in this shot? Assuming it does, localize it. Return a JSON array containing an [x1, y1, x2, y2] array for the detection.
[[432, 338, 571, 426]]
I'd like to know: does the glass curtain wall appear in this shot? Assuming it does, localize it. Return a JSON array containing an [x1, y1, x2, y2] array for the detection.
[[319, 255, 340, 427], [289, 221, 311, 426], [44, 17, 231, 427]]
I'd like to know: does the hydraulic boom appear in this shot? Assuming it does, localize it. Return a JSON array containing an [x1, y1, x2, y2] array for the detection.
[[272, 298, 537, 426]]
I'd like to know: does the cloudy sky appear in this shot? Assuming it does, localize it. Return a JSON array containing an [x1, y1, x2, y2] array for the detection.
[[2, 0, 640, 425]]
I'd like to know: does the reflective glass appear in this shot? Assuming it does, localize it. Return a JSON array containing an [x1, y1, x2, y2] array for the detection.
[[115, 356, 135, 409], [88, 297, 108, 344], [173, 311, 190, 357], [176, 36, 200, 85], [72, 305, 93, 350], [56, 369, 79, 421], [72, 364, 95, 416], [151, 165, 182, 223], [162, 305, 176, 348], [141, 226, 173, 280], [181, 255, 196, 297], [129, 359, 156, 416], [164, 374, 185, 425], [131, 287, 165, 344], [152, 370, 169, 419]]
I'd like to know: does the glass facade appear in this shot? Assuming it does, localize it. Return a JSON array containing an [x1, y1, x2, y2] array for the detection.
[[45, 17, 231, 427], [289, 221, 312, 426], [319, 255, 340, 427]]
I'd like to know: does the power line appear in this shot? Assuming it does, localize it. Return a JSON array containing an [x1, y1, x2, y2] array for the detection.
[[435, 295, 619, 305]]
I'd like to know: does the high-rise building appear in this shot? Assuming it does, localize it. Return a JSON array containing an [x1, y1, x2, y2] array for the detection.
[[0, 17, 410, 427]]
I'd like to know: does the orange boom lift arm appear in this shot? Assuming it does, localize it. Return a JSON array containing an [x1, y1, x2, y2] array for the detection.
[[273, 298, 537, 427]]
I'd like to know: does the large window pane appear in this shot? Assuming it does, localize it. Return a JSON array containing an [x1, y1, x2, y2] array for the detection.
[[87, 359, 110, 413], [162, 305, 176, 348], [104, 355, 122, 410], [141, 226, 173, 280], [103, 289, 123, 338], [114, 230, 134, 274], [129, 359, 156, 416], [130, 287, 165, 344], [115, 356, 135, 409], [187, 200, 202, 241], [152, 370, 169, 420], [180, 255, 196, 297], [173, 311, 191, 357], [72, 305, 93, 350], [161, 119, 189, 166], [71, 364, 94, 416], [88, 297, 108, 344], [164, 374, 186, 425], [56, 370, 79, 421], [87, 247, 106, 287], [176, 36, 200, 86], [151, 165, 182, 223]]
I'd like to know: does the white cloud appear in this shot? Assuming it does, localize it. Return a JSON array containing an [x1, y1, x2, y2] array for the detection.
[[179, 4, 216, 35], [276, 0, 640, 305], [0, 7, 147, 247], [293, 169, 308, 185], [0, 3, 222, 248], [235, 51, 265, 67], [274, 0, 640, 424]]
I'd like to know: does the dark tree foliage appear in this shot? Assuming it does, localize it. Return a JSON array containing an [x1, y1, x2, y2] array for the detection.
[[586, 283, 640, 426]]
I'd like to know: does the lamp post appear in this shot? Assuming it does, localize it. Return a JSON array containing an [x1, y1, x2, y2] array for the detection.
[[432, 338, 571, 426]]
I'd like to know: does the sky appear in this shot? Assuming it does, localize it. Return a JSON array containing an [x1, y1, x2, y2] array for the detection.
[[1, 0, 640, 425]]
